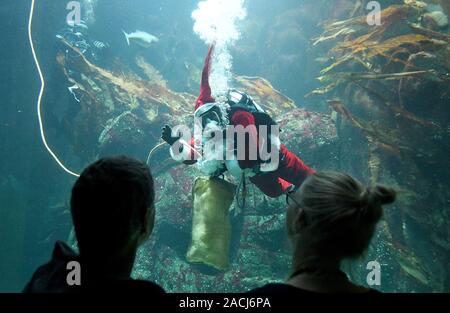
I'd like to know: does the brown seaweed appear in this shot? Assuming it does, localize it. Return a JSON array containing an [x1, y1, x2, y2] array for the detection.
[[327, 100, 401, 156], [310, 0, 449, 293], [309, 70, 434, 96], [58, 37, 195, 115], [233, 76, 296, 117], [352, 81, 441, 129]]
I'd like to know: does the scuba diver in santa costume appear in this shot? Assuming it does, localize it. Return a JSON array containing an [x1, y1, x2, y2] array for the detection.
[[161, 45, 315, 198]]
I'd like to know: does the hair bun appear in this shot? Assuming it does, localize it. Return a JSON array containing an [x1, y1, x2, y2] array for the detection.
[[358, 189, 370, 206], [357, 185, 395, 223], [369, 185, 396, 206]]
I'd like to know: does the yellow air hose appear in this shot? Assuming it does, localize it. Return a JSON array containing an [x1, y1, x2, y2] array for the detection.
[[28, 0, 80, 177]]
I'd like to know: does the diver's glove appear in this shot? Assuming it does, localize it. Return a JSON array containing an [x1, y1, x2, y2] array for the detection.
[[161, 125, 180, 145]]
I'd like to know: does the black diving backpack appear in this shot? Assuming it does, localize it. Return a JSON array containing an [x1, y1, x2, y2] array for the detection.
[[225, 89, 278, 127]]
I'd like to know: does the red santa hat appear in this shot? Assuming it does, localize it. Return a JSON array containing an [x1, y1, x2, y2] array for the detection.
[[195, 44, 216, 111]]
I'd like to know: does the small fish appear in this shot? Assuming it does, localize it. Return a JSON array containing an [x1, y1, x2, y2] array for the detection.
[[122, 30, 159, 47], [93, 40, 109, 49], [315, 56, 335, 64]]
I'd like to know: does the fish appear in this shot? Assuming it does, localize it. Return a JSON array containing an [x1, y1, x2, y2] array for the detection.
[[122, 30, 159, 47], [315, 56, 334, 64], [93, 40, 109, 49]]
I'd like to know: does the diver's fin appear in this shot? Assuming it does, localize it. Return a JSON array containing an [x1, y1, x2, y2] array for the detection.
[[122, 30, 130, 46]]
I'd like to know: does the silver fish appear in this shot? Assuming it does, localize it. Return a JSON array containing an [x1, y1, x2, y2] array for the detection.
[[122, 30, 159, 47]]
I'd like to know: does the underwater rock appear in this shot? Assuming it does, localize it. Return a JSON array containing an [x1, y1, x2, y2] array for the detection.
[[235, 241, 290, 284], [153, 168, 196, 235], [97, 110, 156, 158], [423, 11, 449, 30], [243, 213, 287, 249], [278, 108, 339, 168], [134, 238, 287, 292]]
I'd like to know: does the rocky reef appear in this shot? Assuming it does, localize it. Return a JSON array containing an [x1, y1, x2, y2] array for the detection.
[[57, 36, 339, 292], [54, 0, 449, 293], [132, 105, 338, 292]]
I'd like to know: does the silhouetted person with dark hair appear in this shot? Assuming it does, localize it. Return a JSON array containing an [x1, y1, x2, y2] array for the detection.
[[24, 156, 164, 293], [250, 171, 396, 294]]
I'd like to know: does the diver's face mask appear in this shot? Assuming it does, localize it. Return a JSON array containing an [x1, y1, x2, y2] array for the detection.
[[195, 103, 226, 129], [228, 90, 247, 103], [228, 90, 250, 106]]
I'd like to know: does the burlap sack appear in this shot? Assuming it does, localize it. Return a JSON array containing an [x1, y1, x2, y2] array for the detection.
[[186, 177, 236, 271]]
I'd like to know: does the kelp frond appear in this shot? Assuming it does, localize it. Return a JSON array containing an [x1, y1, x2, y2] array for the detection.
[[58, 37, 194, 115], [233, 76, 296, 117], [365, 34, 447, 59], [308, 70, 434, 96], [327, 100, 402, 156]]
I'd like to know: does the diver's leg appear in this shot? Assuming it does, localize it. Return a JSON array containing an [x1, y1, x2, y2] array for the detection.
[[276, 144, 315, 188], [249, 145, 314, 197], [249, 171, 289, 198]]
